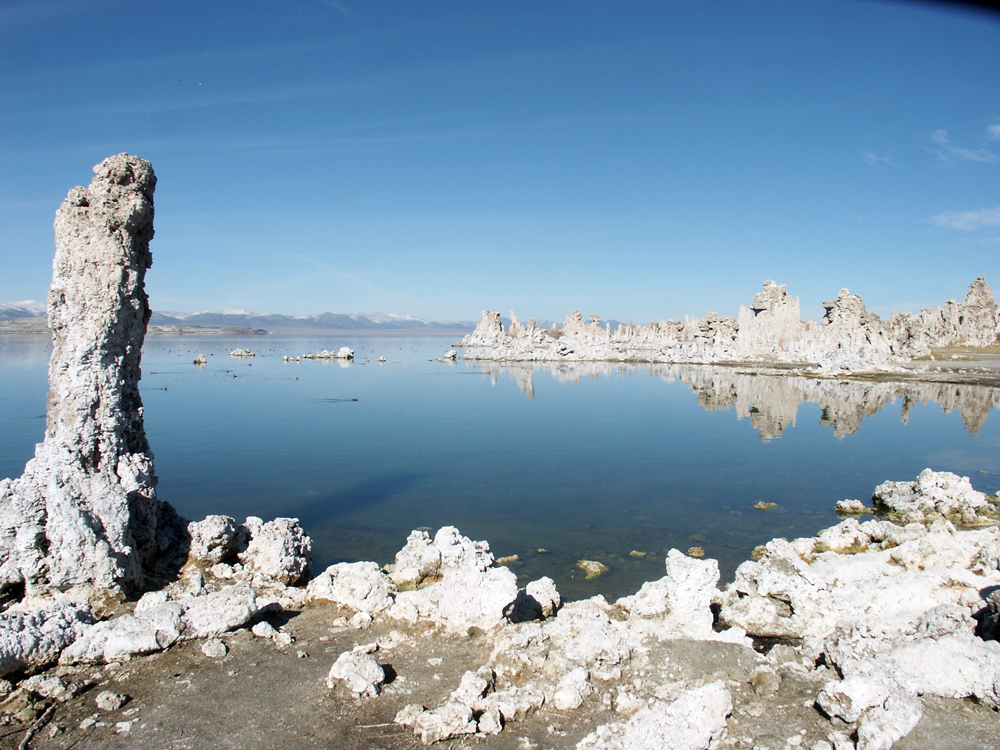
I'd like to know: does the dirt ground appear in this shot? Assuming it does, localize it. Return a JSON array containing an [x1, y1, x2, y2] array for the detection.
[[2, 602, 999, 750]]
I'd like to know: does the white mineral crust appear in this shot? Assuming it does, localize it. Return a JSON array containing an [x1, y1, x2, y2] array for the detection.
[[461, 276, 1000, 372], [0, 154, 183, 604]]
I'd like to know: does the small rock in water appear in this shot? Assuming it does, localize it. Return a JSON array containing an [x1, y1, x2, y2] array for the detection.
[[629, 550, 647, 558], [687, 546, 706, 558], [576, 560, 610, 579], [834, 498, 871, 515], [754, 502, 778, 511]]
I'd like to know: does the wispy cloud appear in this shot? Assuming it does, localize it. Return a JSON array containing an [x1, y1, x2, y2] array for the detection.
[[989, 124, 1000, 140], [319, 1, 354, 19], [862, 150, 894, 166], [929, 207, 1000, 231], [929, 129, 995, 164], [285, 252, 420, 305], [0, 0, 100, 29]]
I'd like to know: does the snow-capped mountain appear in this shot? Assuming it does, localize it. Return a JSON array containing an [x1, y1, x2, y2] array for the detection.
[[0, 301, 46, 321], [146, 309, 475, 332]]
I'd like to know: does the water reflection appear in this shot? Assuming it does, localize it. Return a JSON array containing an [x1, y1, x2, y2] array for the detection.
[[472, 361, 1000, 440]]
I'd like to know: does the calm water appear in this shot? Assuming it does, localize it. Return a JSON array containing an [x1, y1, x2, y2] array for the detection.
[[2, 333, 999, 601]]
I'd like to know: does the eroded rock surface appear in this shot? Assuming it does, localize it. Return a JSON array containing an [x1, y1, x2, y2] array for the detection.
[[461, 277, 1000, 371], [0, 154, 182, 604]]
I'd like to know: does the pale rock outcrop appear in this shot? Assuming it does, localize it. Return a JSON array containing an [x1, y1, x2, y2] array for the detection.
[[397, 594, 634, 742], [616, 549, 721, 639], [889, 275, 1000, 354], [539, 598, 633, 681], [387, 527, 519, 632], [506, 576, 561, 622], [576, 681, 732, 750], [398, 702, 478, 744], [301, 347, 354, 360], [187, 515, 241, 564], [871, 468, 997, 525], [803, 288, 896, 370], [184, 515, 314, 590], [238, 517, 312, 586], [59, 583, 257, 665], [716, 470, 1000, 747], [552, 666, 593, 710], [326, 649, 385, 697], [0, 602, 95, 677], [717, 514, 1000, 640], [306, 561, 397, 613], [0, 154, 183, 603], [461, 277, 999, 371], [734, 280, 806, 359]]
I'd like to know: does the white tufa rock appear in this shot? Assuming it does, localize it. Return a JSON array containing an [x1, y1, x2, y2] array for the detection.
[[238, 517, 313, 586], [0, 154, 185, 604], [506, 576, 562, 622], [461, 276, 1000, 372], [576, 681, 732, 750], [387, 527, 519, 632], [872, 468, 997, 525], [187, 515, 241, 564], [306, 561, 397, 613], [0, 602, 95, 677], [60, 584, 257, 664], [95, 690, 129, 711], [616, 549, 724, 640], [552, 667, 592, 710], [409, 702, 477, 744], [326, 650, 385, 697]]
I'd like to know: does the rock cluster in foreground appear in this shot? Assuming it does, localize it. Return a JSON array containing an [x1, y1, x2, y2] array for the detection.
[[460, 278, 1000, 371], [1, 470, 998, 750]]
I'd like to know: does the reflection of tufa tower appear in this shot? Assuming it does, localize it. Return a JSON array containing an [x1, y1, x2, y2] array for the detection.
[[0, 154, 181, 605]]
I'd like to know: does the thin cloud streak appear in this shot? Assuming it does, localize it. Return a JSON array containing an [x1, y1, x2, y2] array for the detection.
[[284, 253, 421, 306], [929, 129, 995, 164], [863, 150, 895, 166], [929, 207, 1000, 231]]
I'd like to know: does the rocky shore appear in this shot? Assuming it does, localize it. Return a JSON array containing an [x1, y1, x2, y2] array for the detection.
[[2, 156, 999, 750], [460, 279, 1000, 375], [2, 472, 999, 750]]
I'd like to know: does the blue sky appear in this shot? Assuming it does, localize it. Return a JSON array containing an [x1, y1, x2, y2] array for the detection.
[[1, 1, 998, 324]]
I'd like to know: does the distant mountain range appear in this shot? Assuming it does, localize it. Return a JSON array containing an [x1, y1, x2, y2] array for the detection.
[[1, 302, 630, 334], [0, 301, 46, 321], [149, 309, 477, 332], [1, 301, 475, 333]]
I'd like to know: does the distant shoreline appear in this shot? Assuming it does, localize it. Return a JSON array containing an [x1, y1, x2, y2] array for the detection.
[[0, 316, 473, 338]]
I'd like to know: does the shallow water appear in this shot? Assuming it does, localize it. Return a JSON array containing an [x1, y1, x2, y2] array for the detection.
[[2, 334, 999, 601]]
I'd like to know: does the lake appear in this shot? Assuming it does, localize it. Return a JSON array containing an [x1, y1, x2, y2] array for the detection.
[[2, 333, 999, 602]]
